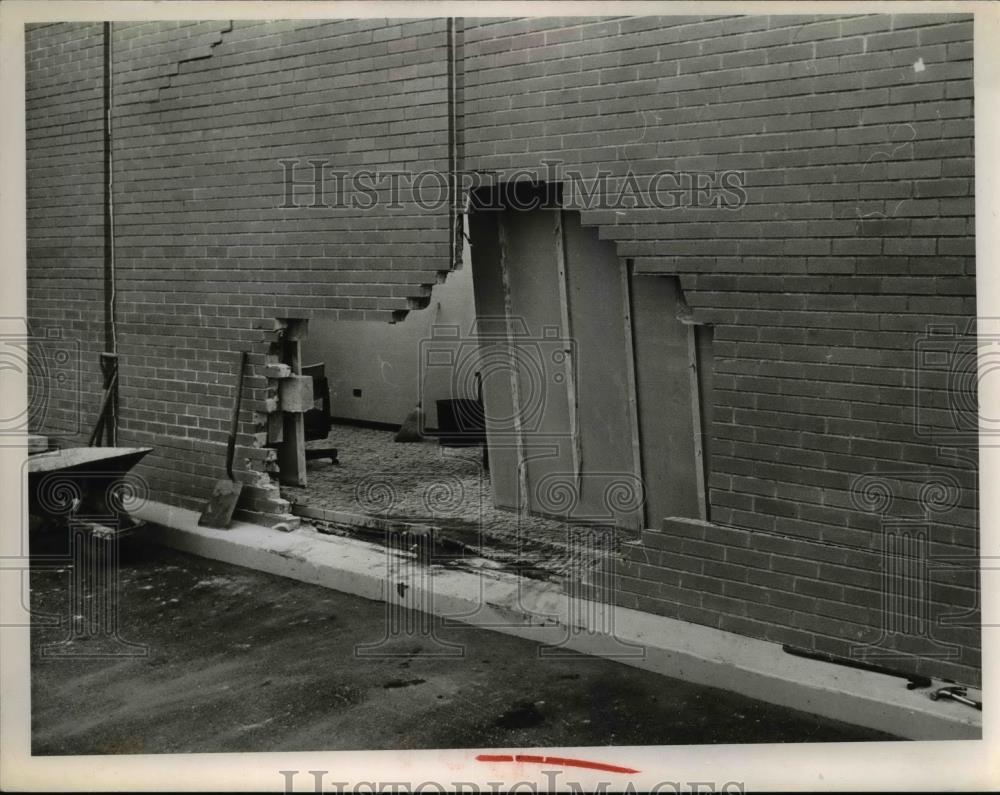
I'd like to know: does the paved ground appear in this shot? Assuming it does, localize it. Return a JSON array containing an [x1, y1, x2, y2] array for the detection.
[[30, 535, 898, 755], [284, 424, 631, 577]]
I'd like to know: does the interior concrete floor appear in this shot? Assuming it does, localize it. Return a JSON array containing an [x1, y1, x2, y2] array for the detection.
[[285, 423, 634, 579], [29, 533, 898, 755]]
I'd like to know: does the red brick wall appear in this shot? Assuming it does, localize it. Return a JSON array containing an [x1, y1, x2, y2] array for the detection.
[[462, 14, 978, 684]]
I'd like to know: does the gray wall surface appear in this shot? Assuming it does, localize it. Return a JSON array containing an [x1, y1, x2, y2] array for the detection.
[[302, 237, 477, 428]]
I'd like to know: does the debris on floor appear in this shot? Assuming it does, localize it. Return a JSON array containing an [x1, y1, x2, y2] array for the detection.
[[286, 423, 637, 579]]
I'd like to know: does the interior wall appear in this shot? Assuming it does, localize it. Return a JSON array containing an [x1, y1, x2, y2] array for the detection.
[[302, 233, 477, 428]]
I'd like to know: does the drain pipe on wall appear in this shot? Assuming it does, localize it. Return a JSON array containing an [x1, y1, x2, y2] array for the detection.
[[101, 21, 118, 445], [447, 17, 465, 271]]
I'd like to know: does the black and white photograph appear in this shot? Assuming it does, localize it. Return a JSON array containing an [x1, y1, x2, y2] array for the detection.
[[1, 0, 996, 791]]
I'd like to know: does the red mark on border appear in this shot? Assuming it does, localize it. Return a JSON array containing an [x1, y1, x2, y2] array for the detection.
[[476, 753, 638, 774]]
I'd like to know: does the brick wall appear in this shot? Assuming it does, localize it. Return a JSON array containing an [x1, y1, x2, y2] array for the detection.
[[462, 14, 978, 684], [27, 20, 455, 513], [26, 15, 979, 683], [26, 23, 108, 444]]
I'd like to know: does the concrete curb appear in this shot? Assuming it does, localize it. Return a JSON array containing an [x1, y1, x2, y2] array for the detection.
[[132, 499, 982, 741]]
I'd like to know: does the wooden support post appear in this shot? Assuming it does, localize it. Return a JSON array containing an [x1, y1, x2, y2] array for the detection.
[[276, 320, 308, 488], [266, 412, 284, 444]]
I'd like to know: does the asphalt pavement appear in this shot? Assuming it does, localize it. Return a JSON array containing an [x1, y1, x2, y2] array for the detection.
[[29, 533, 898, 754]]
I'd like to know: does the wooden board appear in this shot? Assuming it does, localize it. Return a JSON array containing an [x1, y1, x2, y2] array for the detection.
[[501, 206, 574, 518], [629, 274, 702, 526], [561, 211, 639, 528], [469, 208, 522, 509], [276, 324, 307, 487]]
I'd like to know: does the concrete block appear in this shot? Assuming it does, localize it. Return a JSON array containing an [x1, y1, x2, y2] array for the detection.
[[278, 375, 313, 413]]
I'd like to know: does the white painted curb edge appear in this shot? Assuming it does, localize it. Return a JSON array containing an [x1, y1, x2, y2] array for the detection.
[[132, 500, 982, 741]]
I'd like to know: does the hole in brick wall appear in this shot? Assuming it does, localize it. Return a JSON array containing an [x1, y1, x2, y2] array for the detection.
[[268, 191, 718, 583], [629, 272, 714, 525]]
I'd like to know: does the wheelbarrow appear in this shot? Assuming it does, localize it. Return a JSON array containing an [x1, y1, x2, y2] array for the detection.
[[27, 445, 155, 657], [28, 446, 154, 537]]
